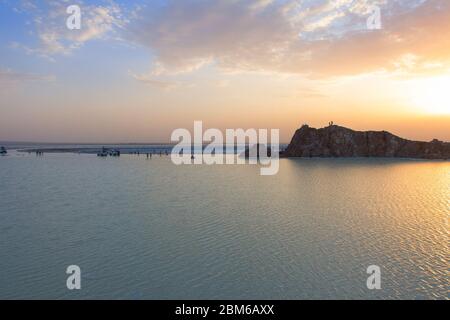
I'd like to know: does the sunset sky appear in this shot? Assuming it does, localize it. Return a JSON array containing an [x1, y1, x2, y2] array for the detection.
[[0, 0, 449, 143]]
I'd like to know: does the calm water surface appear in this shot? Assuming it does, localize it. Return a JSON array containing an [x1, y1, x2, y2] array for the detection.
[[0, 152, 448, 299]]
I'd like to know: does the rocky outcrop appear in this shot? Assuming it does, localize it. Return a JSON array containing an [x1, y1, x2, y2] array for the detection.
[[283, 124, 450, 160]]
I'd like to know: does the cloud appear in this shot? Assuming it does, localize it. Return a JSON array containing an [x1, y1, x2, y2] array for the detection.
[[128, 0, 297, 74], [302, 10, 346, 32], [11, 0, 126, 59], [215, 79, 230, 88], [0, 68, 55, 90], [130, 71, 181, 90], [287, 0, 450, 77], [127, 0, 450, 78], [9, 0, 450, 79], [297, 87, 328, 99]]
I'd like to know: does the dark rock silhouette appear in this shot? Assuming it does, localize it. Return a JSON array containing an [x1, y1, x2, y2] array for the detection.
[[283, 124, 450, 160]]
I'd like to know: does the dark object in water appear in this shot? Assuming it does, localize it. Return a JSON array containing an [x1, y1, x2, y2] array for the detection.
[[97, 147, 108, 157], [0, 146, 7, 155], [241, 144, 272, 159], [109, 149, 120, 157], [97, 147, 120, 157]]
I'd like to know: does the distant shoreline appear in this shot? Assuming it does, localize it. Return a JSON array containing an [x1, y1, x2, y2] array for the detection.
[[16, 146, 175, 155]]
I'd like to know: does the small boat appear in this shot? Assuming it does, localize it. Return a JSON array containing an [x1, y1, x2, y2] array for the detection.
[[109, 149, 120, 157], [97, 147, 108, 157], [0, 146, 7, 155]]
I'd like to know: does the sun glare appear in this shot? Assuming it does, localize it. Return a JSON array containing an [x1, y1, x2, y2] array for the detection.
[[410, 76, 450, 115]]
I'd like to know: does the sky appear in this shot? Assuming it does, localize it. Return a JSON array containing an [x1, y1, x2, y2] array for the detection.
[[0, 0, 449, 143]]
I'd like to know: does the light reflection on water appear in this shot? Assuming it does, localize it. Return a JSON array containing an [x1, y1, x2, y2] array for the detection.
[[0, 152, 448, 299]]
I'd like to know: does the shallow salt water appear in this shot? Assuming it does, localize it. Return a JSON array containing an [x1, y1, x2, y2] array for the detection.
[[0, 152, 448, 299]]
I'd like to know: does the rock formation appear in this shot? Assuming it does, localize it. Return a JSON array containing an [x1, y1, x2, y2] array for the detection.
[[283, 124, 450, 160]]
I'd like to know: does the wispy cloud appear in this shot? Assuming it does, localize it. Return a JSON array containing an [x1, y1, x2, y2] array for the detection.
[[130, 71, 181, 90], [0, 67, 55, 95], [0, 68, 55, 85], [10, 0, 127, 59], [297, 87, 328, 99]]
